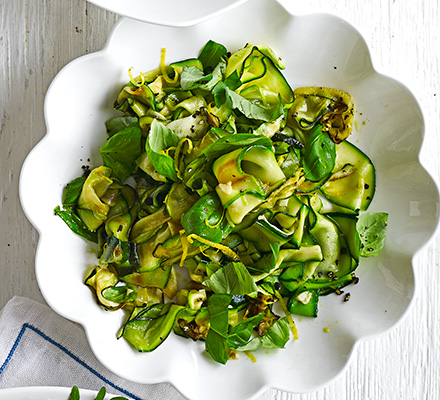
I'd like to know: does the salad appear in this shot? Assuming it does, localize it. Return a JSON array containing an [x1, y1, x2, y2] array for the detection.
[[55, 41, 388, 364]]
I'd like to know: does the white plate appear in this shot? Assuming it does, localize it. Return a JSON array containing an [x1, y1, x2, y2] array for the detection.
[[19, 0, 440, 399], [0, 386, 118, 400], [86, 0, 250, 27]]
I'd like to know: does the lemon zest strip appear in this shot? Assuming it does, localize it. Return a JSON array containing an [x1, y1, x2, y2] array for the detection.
[[160, 48, 179, 84], [244, 351, 257, 363], [179, 230, 189, 267], [128, 67, 145, 88], [186, 234, 239, 260]]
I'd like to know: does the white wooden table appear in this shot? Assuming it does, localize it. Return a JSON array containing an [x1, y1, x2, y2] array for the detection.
[[1, 0, 439, 398]]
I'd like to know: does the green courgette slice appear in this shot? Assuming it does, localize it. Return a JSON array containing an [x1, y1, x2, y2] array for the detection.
[[320, 140, 375, 212]]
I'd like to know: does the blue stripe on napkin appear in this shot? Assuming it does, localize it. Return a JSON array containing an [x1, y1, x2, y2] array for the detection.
[[0, 323, 142, 400]]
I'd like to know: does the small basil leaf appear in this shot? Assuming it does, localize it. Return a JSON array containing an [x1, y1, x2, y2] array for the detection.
[[198, 40, 227, 74], [105, 116, 139, 138], [146, 119, 180, 181], [62, 176, 86, 207], [357, 212, 388, 257], [203, 262, 259, 296], [227, 313, 264, 349], [205, 294, 232, 364], [181, 191, 228, 243], [302, 124, 336, 182], [260, 316, 291, 349], [100, 123, 143, 182]]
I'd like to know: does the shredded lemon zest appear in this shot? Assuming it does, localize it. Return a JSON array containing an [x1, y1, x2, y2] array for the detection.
[[277, 155, 286, 167], [179, 230, 189, 267], [186, 234, 239, 260], [160, 48, 179, 84], [128, 67, 145, 88], [159, 146, 176, 157], [205, 210, 225, 229], [200, 246, 211, 258], [244, 351, 257, 363], [275, 291, 299, 340]]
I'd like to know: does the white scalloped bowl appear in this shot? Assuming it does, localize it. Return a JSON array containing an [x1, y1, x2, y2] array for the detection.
[[19, 0, 439, 399], [86, 0, 250, 27]]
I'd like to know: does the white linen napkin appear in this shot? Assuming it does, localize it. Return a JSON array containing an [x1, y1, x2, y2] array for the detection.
[[0, 296, 276, 399]]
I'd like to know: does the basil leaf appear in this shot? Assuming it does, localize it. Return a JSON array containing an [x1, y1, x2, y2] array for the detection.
[[181, 191, 229, 243], [203, 262, 259, 295], [105, 116, 139, 137], [260, 316, 291, 349], [302, 124, 336, 182], [200, 133, 272, 160], [198, 40, 227, 74], [180, 59, 225, 91], [227, 313, 264, 349], [357, 212, 388, 257], [62, 176, 86, 207], [206, 294, 231, 364], [100, 123, 143, 182], [249, 242, 280, 274], [146, 119, 180, 181], [224, 70, 242, 91], [54, 206, 98, 243], [213, 82, 284, 122], [232, 336, 261, 352]]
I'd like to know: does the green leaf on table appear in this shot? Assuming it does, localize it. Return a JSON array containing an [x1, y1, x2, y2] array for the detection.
[[203, 262, 258, 296], [205, 293, 232, 364], [94, 387, 106, 400], [145, 119, 180, 181], [357, 212, 388, 257], [69, 386, 80, 400], [100, 122, 143, 182], [302, 124, 336, 182]]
